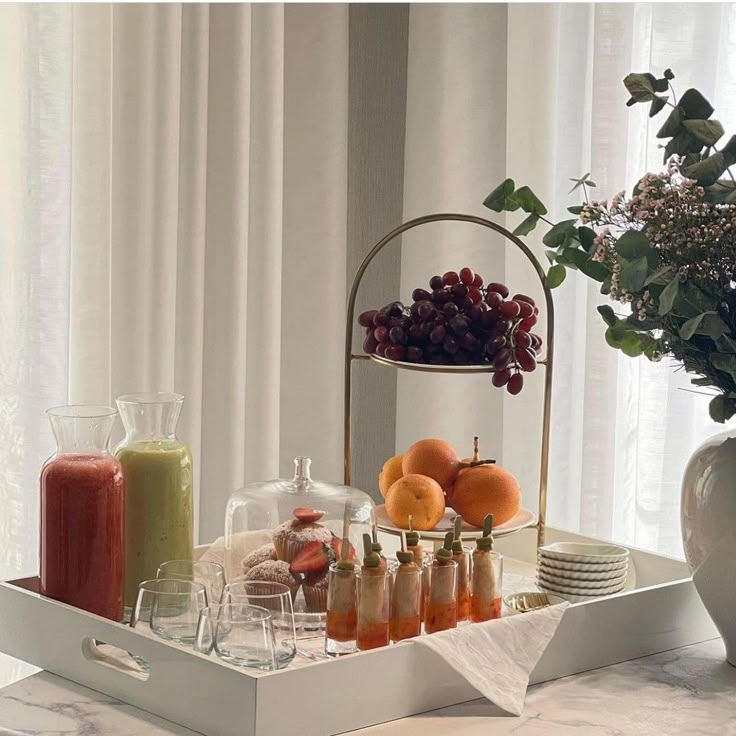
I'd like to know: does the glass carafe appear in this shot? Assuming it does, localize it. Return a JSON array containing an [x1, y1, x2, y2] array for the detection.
[[115, 393, 193, 609], [40, 406, 125, 621]]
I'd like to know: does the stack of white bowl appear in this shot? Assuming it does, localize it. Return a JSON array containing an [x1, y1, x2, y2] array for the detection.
[[536, 542, 629, 603]]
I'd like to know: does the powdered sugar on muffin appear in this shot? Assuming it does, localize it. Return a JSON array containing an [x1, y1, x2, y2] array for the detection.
[[244, 560, 300, 600], [272, 519, 332, 562], [241, 544, 277, 574]]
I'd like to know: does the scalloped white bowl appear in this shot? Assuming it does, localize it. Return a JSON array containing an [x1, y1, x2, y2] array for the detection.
[[536, 576, 626, 597], [538, 542, 630, 564], [536, 582, 625, 604], [537, 555, 628, 573], [537, 568, 627, 590]]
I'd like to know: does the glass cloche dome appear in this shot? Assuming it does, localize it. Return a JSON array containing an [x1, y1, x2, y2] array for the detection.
[[223, 457, 375, 628]]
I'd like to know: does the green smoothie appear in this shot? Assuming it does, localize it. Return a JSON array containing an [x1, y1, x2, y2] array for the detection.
[[117, 440, 193, 608]]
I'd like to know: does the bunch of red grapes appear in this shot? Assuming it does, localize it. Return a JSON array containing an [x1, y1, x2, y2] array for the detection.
[[358, 268, 542, 394]]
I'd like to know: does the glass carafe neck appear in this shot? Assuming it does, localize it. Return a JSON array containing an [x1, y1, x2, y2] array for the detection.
[[116, 393, 184, 441], [47, 406, 117, 455]]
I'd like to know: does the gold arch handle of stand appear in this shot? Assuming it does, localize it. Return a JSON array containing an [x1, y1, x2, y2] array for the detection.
[[344, 213, 554, 548]]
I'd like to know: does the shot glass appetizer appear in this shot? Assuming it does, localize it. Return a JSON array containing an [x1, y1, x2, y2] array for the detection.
[[451, 516, 471, 622], [406, 516, 426, 623], [326, 537, 358, 657], [356, 534, 390, 650], [390, 533, 422, 642], [469, 514, 503, 622], [424, 532, 458, 634]]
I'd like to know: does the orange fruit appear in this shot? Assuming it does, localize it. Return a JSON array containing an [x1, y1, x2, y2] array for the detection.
[[378, 454, 404, 498], [402, 439, 459, 493], [451, 464, 521, 528], [385, 474, 445, 531]]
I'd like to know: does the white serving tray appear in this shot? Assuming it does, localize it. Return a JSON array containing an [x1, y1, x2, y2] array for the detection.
[[0, 527, 717, 736]]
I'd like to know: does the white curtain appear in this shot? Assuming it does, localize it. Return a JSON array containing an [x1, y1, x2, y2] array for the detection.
[[3, 2, 735, 620]]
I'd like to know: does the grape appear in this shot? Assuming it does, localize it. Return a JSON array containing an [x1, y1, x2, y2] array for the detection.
[[487, 335, 506, 354], [456, 295, 473, 311], [376, 342, 388, 357], [387, 302, 404, 318], [499, 301, 521, 319], [467, 303, 484, 323], [451, 283, 469, 298], [492, 368, 511, 387], [430, 325, 447, 344], [364, 334, 378, 353], [359, 310, 378, 327], [406, 346, 424, 363], [420, 321, 433, 337], [459, 267, 475, 285], [442, 271, 460, 286], [485, 291, 503, 309], [409, 323, 425, 341], [481, 310, 497, 330], [412, 288, 431, 302], [507, 372, 524, 395], [417, 300, 436, 321], [365, 325, 375, 336], [390, 316, 410, 329], [515, 347, 537, 372], [513, 293, 535, 306], [431, 288, 451, 305], [429, 354, 448, 365], [515, 330, 532, 349], [374, 325, 389, 343], [460, 332, 478, 351], [520, 314, 538, 332], [429, 275, 444, 290], [424, 342, 441, 357], [468, 287, 483, 304], [443, 302, 459, 318], [453, 350, 470, 365], [487, 282, 510, 298], [449, 316, 470, 336], [495, 318, 511, 334], [373, 310, 390, 326], [531, 334, 543, 352], [517, 300, 534, 319], [493, 348, 512, 369], [443, 335, 459, 354], [472, 273, 484, 288], [385, 345, 405, 361], [389, 326, 407, 345]]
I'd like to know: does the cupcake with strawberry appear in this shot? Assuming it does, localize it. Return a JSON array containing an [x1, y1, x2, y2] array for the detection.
[[273, 507, 332, 563], [292, 536, 357, 612]]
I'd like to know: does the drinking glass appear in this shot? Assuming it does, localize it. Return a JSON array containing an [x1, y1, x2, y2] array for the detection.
[[131, 578, 208, 646], [223, 581, 296, 667], [196, 603, 277, 670], [157, 559, 226, 605]]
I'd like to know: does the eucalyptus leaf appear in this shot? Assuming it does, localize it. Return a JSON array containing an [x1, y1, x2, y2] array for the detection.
[[664, 129, 702, 163], [645, 264, 672, 285], [580, 259, 609, 282], [557, 248, 589, 270], [679, 312, 713, 340], [710, 353, 736, 380], [649, 95, 668, 117], [615, 231, 650, 260], [597, 305, 617, 327], [695, 313, 729, 339], [658, 277, 680, 316], [673, 282, 718, 317], [513, 213, 540, 236], [546, 264, 567, 289], [578, 226, 596, 253], [568, 205, 583, 215], [683, 119, 725, 146], [709, 395, 736, 423], [704, 180, 736, 204], [542, 219, 577, 247], [722, 134, 736, 158], [623, 73, 656, 104], [716, 334, 736, 353], [620, 256, 649, 292], [544, 250, 556, 264], [483, 179, 515, 212], [510, 186, 548, 215]]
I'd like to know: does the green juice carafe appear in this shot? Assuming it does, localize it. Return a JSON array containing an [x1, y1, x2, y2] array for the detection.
[[115, 393, 194, 610]]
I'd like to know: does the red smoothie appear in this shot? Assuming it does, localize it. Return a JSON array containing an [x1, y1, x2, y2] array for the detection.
[[40, 454, 125, 621]]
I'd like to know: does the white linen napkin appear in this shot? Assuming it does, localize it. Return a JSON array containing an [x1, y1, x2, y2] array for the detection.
[[411, 602, 569, 715]]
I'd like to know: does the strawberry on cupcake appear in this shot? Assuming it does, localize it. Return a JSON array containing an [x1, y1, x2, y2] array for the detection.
[[272, 507, 332, 563]]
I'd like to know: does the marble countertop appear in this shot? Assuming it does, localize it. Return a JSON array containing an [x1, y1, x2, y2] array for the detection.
[[0, 638, 734, 735]]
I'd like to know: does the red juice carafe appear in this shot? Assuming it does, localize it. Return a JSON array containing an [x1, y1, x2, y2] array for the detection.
[[40, 406, 125, 621]]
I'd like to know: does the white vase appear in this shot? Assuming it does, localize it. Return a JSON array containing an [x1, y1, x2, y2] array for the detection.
[[681, 428, 736, 665]]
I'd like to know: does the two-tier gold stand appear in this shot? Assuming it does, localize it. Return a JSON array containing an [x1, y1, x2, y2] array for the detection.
[[343, 213, 554, 548]]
